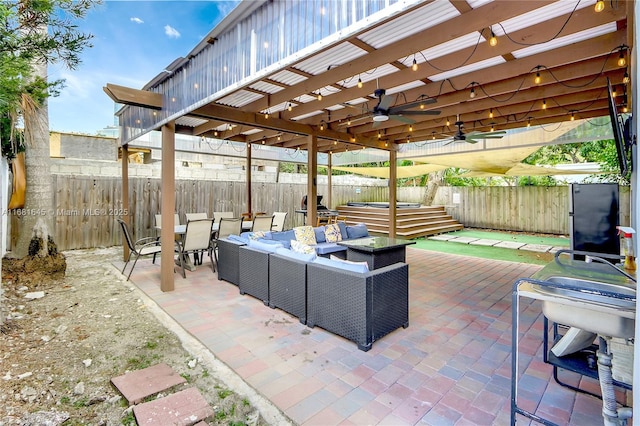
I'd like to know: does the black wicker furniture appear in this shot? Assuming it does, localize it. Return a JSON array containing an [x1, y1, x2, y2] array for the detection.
[[268, 251, 312, 324], [338, 236, 416, 270], [238, 245, 272, 305], [216, 238, 245, 285], [306, 261, 409, 351]]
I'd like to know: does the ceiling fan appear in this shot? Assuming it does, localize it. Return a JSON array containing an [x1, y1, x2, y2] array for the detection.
[[343, 88, 440, 128], [442, 116, 506, 144]]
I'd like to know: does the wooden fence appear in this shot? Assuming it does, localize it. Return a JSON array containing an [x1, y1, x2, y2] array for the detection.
[[8, 177, 630, 251]]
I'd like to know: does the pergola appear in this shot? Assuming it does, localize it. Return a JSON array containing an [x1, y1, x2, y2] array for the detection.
[[104, 0, 637, 293]]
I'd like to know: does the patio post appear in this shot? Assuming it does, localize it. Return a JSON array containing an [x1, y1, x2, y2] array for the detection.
[[246, 142, 252, 217], [327, 153, 332, 209], [160, 122, 176, 292], [306, 135, 317, 226], [121, 144, 130, 261], [389, 149, 397, 238]]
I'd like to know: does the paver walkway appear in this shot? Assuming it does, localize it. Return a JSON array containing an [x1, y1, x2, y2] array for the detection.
[[124, 248, 628, 425], [428, 234, 567, 253]]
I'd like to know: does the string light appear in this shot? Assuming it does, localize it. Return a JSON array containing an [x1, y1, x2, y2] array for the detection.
[[384, 142, 388, 147], [347, 118, 352, 126], [613, 86, 617, 97], [317, 93, 323, 101], [595, 0, 605, 12], [446, 118, 450, 126], [489, 108, 494, 119], [287, 103, 292, 112], [527, 118, 531, 127], [570, 111, 575, 121], [432, 132, 436, 140], [214, 131, 219, 137], [406, 135, 410, 143], [488, 28, 497, 47], [319, 121, 324, 131], [264, 111, 269, 119], [262, 139, 266, 144], [357, 77, 363, 89], [412, 57, 418, 71], [334, 140, 338, 145], [534, 67, 541, 84], [623, 69, 630, 84], [408, 125, 413, 132], [618, 47, 626, 67], [469, 84, 476, 99], [490, 124, 495, 132], [377, 131, 381, 139], [542, 99, 547, 110]]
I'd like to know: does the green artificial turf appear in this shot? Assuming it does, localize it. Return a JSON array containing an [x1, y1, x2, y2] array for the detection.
[[411, 229, 569, 265]]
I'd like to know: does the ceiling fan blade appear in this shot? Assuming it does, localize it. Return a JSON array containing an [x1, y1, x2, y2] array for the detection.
[[387, 98, 436, 113], [377, 93, 395, 111], [459, 138, 479, 144], [389, 114, 415, 124], [372, 120, 386, 129], [390, 110, 441, 116]]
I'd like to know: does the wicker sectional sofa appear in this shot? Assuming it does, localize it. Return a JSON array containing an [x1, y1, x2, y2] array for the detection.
[[215, 223, 410, 351]]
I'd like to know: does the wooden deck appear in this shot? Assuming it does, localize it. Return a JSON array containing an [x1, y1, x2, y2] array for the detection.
[[336, 205, 463, 239]]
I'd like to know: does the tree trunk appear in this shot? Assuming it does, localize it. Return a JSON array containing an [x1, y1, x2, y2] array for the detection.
[[423, 170, 445, 206], [11, 59, 53, 259]]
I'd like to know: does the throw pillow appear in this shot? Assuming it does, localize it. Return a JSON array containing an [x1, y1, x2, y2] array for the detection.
[[293, 225, 317, 245], [248, 231, 266, 240], [324, 224, 343, 243], [291, 239, 316, 255]]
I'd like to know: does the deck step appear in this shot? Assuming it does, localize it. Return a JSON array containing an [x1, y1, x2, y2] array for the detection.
[[336, 205, 464, 239]]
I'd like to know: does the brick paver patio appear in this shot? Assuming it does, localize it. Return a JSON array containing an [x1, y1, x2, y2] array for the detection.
[[124, 247, 629, 425]]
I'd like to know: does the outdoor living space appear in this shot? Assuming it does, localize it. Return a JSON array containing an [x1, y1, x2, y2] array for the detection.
[[121, 244, 629, 425]]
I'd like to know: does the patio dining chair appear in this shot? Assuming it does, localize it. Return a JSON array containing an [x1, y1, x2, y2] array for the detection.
[[213, 211, 234, 224], [117, 219, 164, 280], [251, 214, 274, 232], [211, 217, 242, 271], [271, 212, 287, 231], [185, 213, 209, 264], [175, 218, 215, 277]]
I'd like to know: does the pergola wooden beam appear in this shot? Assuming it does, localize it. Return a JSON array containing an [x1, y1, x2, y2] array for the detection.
[[103, 83, 163, 110]]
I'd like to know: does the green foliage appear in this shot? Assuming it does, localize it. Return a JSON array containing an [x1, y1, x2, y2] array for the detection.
[[516, 175, 557, 186], [442, 168, 488, 187], [0, 0, 98, 158]]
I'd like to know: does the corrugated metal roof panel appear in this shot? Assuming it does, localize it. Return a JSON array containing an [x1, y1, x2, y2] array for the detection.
[[269, 69, 307, 86], [242, 128, 263, 135], [398, 32, 481, 67], [176, 116, 208, 127], [385, 80, 426, 95], [467, 0, 493, 8], [295, 43, 368, 75], [217, 90, 263, 108], [512, 23, 617, 59], [496, 0, 594, 35], [292, 110, 324, 120], [429, 56, 506, 81], [359, 0, 460, 49], [249, 81, 285, 94]]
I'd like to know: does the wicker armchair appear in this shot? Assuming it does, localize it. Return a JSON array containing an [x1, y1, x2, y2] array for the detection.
[[268, 252, 308, 324], [238, 245, 271, 305], [306, 261, 409, 351], [216, 238, 245, 285]]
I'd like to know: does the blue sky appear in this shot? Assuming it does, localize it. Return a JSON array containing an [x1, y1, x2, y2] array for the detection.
[[48, 1, 239, 135]]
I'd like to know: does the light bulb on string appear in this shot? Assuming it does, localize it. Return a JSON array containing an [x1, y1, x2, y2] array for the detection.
[[618, 48, 627, 67], [489, 108, 494, 119], [595, 0, 605, 12], [357, 77, 363, 89], [412, 57, 418, 71], [542, 99, 547, 110], [488, 28, 497, 47], [470, 84, 476, 99], [623, 69, 630, 84]]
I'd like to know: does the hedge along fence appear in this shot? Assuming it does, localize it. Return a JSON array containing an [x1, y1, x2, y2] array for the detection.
[[8, 176, 629, 251]]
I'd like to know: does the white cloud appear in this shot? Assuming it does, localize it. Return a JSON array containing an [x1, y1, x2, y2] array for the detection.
[[164, 25, 180, 38], [130, 17, 144, 24]]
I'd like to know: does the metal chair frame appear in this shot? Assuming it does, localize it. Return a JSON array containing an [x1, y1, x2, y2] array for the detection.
[[117, 219, 163, 280], [175, 219, 215, 277]]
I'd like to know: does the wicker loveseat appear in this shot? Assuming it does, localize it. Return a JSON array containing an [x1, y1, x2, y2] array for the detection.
[[215, 223, 410, 351]]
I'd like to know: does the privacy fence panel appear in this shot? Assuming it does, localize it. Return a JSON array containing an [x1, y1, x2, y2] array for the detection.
[[9, 179, 629, 251]]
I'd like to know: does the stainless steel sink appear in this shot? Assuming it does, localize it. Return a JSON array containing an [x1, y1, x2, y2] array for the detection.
[[533, 276, 636, 338]]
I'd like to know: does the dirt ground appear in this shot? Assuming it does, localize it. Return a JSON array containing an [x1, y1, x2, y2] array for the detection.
[[0, 247, 286, 426]]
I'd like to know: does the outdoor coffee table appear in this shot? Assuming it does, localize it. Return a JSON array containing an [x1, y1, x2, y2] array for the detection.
[[337, 236, 415, 270]]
